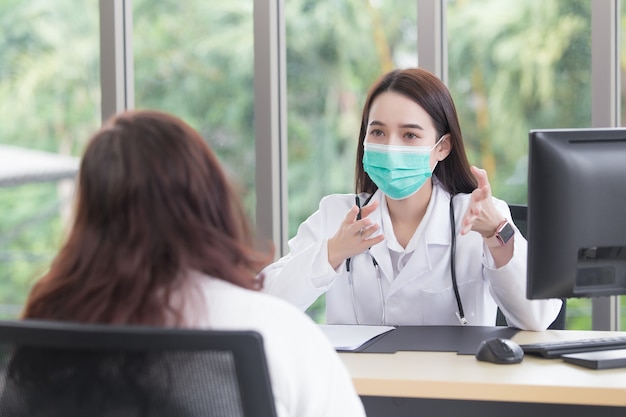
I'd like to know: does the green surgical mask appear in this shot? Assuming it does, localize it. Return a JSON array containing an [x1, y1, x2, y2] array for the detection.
[[362, 136, 444, 200]]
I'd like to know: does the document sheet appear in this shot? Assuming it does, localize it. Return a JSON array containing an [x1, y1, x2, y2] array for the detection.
[[318, 324, 396, 351]]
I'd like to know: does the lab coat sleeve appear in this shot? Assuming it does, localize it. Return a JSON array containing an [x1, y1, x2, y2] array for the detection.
[[261, 195, 346, 311], [482, 200, 563, 331]]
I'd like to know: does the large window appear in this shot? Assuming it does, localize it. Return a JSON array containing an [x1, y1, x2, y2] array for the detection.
[[0, 0, 100, 318], [133, 0, 256, 217]]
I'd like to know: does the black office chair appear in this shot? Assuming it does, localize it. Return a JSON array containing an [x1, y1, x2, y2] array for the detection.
[[495, 204, 567, 329], [0, 319, 278, 417]]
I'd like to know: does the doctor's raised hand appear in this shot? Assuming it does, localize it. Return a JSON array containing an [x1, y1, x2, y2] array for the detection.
[[327, 199, 384, 270], [460, 166, 515, 268], [261, 67, 562, 330]]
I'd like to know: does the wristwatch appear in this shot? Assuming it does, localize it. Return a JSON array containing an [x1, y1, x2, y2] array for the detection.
[[485, 220, 515, 247]]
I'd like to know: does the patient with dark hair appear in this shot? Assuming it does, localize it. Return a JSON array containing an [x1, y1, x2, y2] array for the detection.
[[20, 110, 366, 417]]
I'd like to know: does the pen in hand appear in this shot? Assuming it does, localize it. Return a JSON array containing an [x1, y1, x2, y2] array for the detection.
[[346, 196, 363, 273]]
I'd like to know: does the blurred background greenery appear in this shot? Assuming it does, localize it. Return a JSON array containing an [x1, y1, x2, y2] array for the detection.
[[0, 0, 624, 328]]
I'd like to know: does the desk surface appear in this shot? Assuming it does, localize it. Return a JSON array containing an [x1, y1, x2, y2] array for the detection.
[[339, 329, 626, 407]]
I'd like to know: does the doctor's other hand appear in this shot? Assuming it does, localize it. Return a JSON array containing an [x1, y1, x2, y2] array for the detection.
[[327, 200, 384, 270], [460, 166, 505, 237]]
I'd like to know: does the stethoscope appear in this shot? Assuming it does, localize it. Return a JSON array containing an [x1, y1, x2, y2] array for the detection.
[[345, 193, 467, 326]]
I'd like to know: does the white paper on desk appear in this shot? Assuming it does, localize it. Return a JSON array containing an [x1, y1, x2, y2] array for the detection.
[[318, 324, 395, 351]]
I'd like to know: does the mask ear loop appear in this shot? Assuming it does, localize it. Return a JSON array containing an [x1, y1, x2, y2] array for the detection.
[[432, 134, 446, 150], [450, 195, 467, 325]]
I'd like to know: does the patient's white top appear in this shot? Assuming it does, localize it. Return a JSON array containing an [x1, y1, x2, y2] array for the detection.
[[173, 271, 366, 417]]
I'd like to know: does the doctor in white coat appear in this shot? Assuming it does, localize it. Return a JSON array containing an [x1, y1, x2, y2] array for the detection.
[[262, 68, 562, 331]]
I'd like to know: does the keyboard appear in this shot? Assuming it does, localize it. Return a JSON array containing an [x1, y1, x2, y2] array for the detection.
[[520, 336, 626, 359]]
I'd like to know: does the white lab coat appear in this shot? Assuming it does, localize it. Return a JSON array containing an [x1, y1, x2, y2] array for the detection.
[[262, 183, 562, 330]]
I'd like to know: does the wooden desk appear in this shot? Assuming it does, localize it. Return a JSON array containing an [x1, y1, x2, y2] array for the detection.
[[339, 329, 626, 416]]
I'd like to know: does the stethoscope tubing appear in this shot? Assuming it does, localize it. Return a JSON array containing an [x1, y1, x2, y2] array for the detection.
[[348, 252, 385, 325]]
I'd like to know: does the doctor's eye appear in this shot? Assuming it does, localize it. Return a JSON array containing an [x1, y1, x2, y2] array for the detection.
[[369, 129, 385, 137]]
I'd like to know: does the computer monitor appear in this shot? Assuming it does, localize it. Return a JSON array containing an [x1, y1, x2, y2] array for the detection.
[[527, 128, 626, 299]]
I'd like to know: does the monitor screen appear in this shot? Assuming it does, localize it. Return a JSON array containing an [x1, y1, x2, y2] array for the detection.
[[527, 128, 626, 299]]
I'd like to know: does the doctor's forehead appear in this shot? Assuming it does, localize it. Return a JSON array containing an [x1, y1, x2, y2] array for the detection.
[[367, 91, 434, 129]]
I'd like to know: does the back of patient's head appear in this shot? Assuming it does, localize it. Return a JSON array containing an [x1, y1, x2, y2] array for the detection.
[[22, 109, 272, 325]]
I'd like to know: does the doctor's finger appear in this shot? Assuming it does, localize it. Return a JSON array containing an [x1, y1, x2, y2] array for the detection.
[[357, 222, 380, 238], [342, 205, 361, 223], [460, 212, 477, 235], [469, 185, 490, 205], [359, 230, 384, 249], [359, 199, 380, 218], [461, 199, 483, 233], [470, 166, 492, 197]]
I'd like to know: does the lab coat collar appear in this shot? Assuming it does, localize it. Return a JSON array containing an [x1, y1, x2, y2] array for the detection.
[[422, 183, 453, 247]]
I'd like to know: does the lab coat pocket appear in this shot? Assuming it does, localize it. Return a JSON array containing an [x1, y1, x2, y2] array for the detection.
[[420, 280, 481, 325]]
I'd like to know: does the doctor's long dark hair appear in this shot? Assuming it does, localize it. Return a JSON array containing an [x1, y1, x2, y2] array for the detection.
[[355, 68, 477, 196], [22, 110, 273, 325]]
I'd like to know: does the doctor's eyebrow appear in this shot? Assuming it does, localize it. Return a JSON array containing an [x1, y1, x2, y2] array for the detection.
[[368, 120, 425, 130]]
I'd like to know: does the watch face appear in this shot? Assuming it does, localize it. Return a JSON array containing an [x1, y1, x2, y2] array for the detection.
[[497, 222, 515, 245]]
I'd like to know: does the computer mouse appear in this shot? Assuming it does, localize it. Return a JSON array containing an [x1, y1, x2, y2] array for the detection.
[[475, 337, 524, 364]]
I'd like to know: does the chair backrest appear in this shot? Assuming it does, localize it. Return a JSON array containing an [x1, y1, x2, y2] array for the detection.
[[0, 319, 278, 417], [495, 204, 567, 330], [508, 204, 528, 239]]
